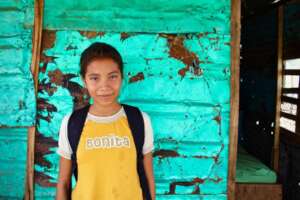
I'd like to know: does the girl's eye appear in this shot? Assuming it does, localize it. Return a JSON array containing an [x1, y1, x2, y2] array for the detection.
[[109, 75, 118, 79], [90, 77, 98, 81]]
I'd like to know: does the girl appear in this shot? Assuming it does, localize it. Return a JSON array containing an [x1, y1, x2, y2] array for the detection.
[[56, 42, 155, 200]]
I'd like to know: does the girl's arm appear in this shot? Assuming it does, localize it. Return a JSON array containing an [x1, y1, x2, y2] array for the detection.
[[56, 157, 72, 200], [143, 152, 156, 200]]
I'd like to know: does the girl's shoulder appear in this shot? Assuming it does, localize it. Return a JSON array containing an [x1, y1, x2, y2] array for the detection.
[[61, 113, 72, 125]]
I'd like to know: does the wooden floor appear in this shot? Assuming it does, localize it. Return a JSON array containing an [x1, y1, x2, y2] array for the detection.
[[235, 183, 282, 200]]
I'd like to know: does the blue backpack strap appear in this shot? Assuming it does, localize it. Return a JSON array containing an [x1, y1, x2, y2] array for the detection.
[[67, 104, 90, 181], [122, 104, 151, 200]]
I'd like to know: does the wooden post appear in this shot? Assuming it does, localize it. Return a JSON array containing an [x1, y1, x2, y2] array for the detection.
[[228, 0, 241, 199], [273, 5, 283, 172], [31, 0, 44, 94], [25, 0, 44, 199]]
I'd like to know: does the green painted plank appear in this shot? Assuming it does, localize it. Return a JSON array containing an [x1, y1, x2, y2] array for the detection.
[[43, 0, 230, 33], [0, 128, 28, 199], [0, 0, 35, 127]]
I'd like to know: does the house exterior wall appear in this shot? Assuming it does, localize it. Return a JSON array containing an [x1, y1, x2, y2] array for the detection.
[[0, 1, 232, 199]]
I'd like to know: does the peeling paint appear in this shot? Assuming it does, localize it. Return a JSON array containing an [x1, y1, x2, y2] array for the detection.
[[168, 178, 204, 195], [120, 32, 133, 41], [35, 171, 56, 188], [42, 30, 57, 50], [79, 31, 105, 39], [40, 54, 57, 74], [162, 34, 203, 79], [153, 149, 181, 158], [37, 98, 57, 122], [35, 130, 57, 169], [214, 115, 221, 124], [129, 72, 145, 83]]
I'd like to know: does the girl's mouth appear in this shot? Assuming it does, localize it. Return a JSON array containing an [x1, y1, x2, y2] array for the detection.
[[97, 94, 113, 98]]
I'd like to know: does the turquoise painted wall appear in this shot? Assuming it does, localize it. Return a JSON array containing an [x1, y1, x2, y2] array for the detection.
[[43, 0, 230, 34], [36, 31, 230, 199], [35, 0, 231, 199], [0, 0, 232, 199], [0, 0, 35, 199], [0, 128, 29, 199], [0, 0, 36, 126]]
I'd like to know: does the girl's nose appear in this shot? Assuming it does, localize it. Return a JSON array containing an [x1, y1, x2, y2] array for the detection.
[[98, 78, 110, 89]]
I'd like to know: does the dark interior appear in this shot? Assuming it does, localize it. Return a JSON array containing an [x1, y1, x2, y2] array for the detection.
[[240, 0, 300, 199]]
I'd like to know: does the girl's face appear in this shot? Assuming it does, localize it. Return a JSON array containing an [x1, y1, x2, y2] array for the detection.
[[84, 58, 122, 107]]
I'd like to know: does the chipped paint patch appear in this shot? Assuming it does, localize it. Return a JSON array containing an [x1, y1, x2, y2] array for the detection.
[[120, 32, 133, 41], [79, 31, 105, 39], [129, 72, 145, 83], [153, 149, 180, 158], [161, 34, 203, 79]]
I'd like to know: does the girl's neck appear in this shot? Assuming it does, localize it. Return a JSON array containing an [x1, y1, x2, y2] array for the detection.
[[89, 102, 122, 117]]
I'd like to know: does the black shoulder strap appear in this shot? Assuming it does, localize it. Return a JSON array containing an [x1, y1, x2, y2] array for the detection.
[[123, 104, 151, 200], [67, 104, 90, 180], [122, 104, 145, 159]]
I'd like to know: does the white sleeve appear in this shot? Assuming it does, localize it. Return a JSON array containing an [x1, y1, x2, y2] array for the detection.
[[56, 114, 73, 160], [142, 112, 154, 155]]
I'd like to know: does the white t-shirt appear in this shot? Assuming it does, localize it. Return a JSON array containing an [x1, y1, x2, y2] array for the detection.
[[57, 106, 154, 160]]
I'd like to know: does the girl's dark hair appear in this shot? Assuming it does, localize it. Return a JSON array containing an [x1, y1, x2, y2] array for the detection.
[[80, 42, 123, 78]]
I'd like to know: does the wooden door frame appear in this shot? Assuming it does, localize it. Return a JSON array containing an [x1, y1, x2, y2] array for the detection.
[[25, 0, 44, 199], [273, 5, 284, 173], [227, 0, 241, 199]]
